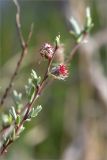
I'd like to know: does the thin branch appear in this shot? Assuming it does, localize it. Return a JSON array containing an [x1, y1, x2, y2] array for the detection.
[[65, 34, 87, 64], [0, 44, 58, 155], [13, 0, 25, 48], [65, 42, 82, 64], [27, 23, 34, 45], [0, 0, 33, 107]]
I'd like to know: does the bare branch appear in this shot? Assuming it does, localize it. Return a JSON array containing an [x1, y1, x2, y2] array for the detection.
[[27, 23, 34, 44], [65, 42, 82, 64], [0, 0, 33, 107], [13, 0, 25, 48], [65, 33, 87, 64]]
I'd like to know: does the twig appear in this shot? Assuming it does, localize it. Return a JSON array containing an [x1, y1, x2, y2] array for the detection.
[[0, 0, 33, 106], [65, 42, 82, 64], [27, 23, 34, 45], [65, 34, 87, 64], [0, 44, 58, 155], [14, 0, 25, 48]]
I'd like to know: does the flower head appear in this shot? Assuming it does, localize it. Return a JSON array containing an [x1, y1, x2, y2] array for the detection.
[[40, 43, 54, 60], [51, 64, 68, 80]]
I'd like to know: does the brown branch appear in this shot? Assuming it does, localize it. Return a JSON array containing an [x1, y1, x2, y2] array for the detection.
[[65, 42, 82, 64], [0, 0, 33, 106], [0, 140, 13, 155], [65, 34, 87, 64], [14, 0, 25, 48], [27, 23, 34, 45]]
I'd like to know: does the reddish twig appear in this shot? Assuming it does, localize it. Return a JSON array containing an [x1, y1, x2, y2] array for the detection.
[[0, 44, 58, 155], [65, 42, 82, 64], [65, 33, 87, 64]]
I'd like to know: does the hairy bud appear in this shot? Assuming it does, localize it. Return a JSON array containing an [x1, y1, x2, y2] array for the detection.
[[40, 43, 54, 60], [51, 64, 69, 80]]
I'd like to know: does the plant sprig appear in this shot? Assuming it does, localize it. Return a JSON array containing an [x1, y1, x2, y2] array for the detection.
[[0, 35, 59, 155], [0, 1, 93, 156]]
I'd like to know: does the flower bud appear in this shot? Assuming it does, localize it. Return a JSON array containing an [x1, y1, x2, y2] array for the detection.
[[40, 43, 54, 60], [51, 64, 68, 80]]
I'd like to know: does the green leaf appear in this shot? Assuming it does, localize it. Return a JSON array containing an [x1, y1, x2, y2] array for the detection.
[[29, 86, 35, 103], [31, 69, 38, 80], [13, 90, 22, 106], [31, 105, 42, 118], [16, 115, 21, 126], [16, 103, 23, 114], [37, 76, 41, 85], [2, 114, 9, 124], [85, 7, 94, 33], [8, 114, 13, 124], [13, 90, 22, 101], [86, 7, 92, 27], [69, 31, 77, 39], [25, 70, 41, 102], [31, 70, 41, 86], [55, 34, 60, 47], [2, 114, 12, 127], [26, 118, 31, 122], [28, 78, 32, 85], [9, 106, 17, 120], [69, 17, 81, 35], [77, 33, 84, 43]]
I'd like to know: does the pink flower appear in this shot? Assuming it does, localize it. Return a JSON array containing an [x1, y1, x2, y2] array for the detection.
[[58, 64, 68, 76], [40, 43, 54, 60], [51, 64, 68, 80]]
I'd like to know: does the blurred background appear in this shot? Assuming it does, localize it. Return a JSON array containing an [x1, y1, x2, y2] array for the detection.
[[0, 0, 107, 159]]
